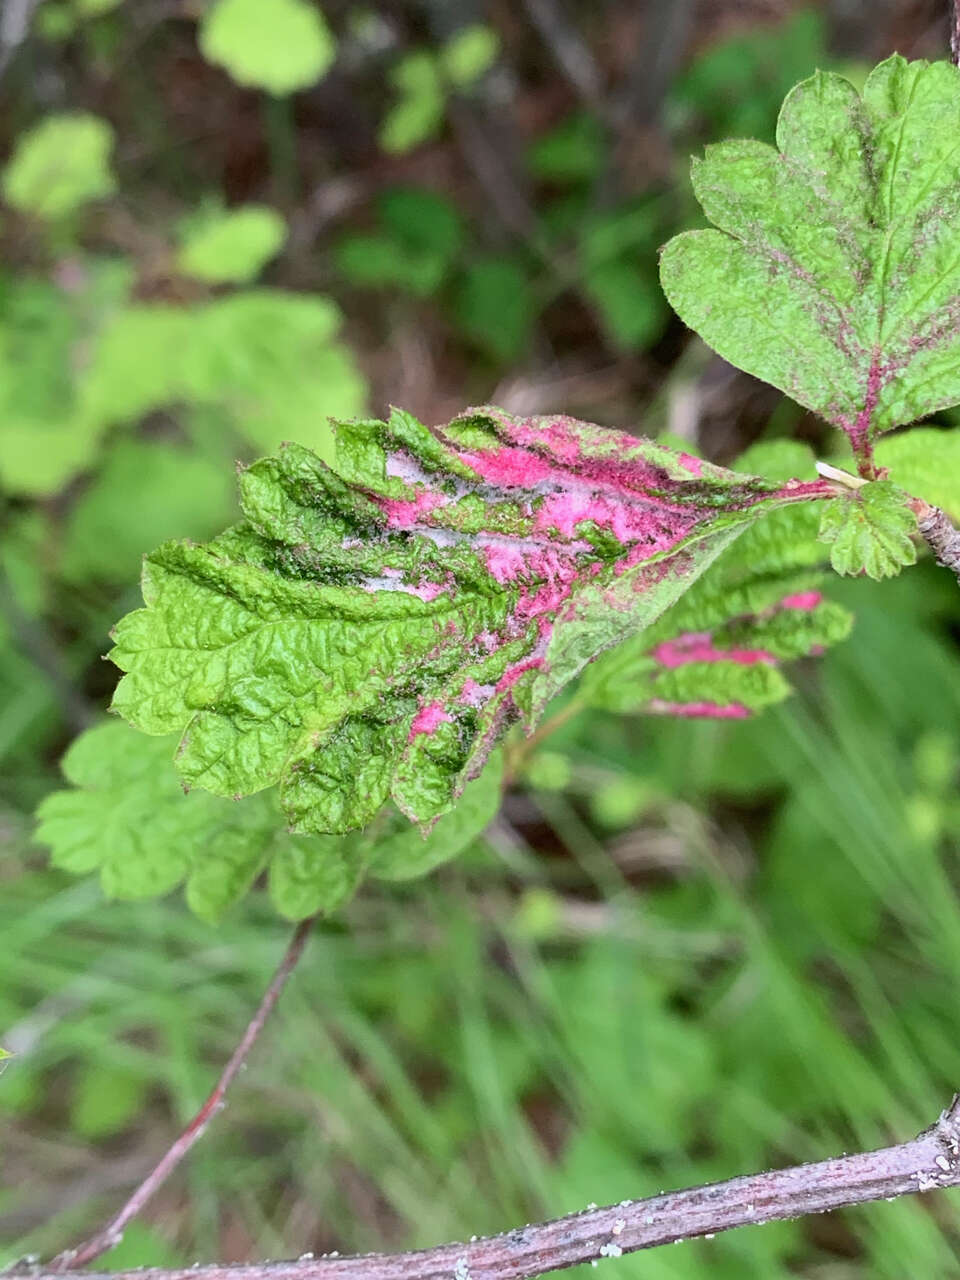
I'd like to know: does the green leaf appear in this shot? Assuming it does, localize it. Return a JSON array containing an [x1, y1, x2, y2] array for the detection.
[[71, 1062, 146, 1139], [583, 259, 667, 351], [2, 113, 115, 218], [268, 834, 365, 920], [528, 111, 606, 183], [35, 722, 272, 915], [176, 205, 287, 284], [335, 188, 462, 297], [60, 438, 237, 583], [661, 57, 960, 470], [379, 52, 445, 153], [582, 439, 853, 717], [199, 0, 335, 95], [35, 720, 371, 921], [80, 289, 366, 459], [454, 257, 533, 361], [109, 407, 835, 832], [0, 260, 132, 495], [368, 753, 503, 880], [874, 427, 960, 522], [818, 480, 918, 579], [439, 24, 499, 88], [669, 8, 826, 145]]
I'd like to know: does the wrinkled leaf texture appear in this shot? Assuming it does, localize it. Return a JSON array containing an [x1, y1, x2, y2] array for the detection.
[[109, 407, 833, 834]]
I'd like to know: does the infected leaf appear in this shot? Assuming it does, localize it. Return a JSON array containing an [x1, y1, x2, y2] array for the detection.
[[661, 56, 960, 473], [108, 407, 834, 832]]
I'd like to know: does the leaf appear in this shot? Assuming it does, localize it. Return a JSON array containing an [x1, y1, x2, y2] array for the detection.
[[71, 1062, 146, 1139], [80, 289, 366, 459], [528, 111, 606, 183], [109, 407, 834, 832], [35, 722, 274, 916], [874, 427, 960, 522], [582, 439, 853, 717], [2, 113, 115, 218], [818, 480, 918, 579], [661, 56, 960, 471], [335, 188, 463, 297], [0, 260, 132, 495], [669, 8, 826, 145], [198, 0, 335, 95], [454, 257, 533, 361], [379, 52, 445, 154], [176, 205, 287, 284], [60, 438, 237, 584], [268, 834, 365, 920], [439, 24, 499, 88], [368, 752, 503, 880]]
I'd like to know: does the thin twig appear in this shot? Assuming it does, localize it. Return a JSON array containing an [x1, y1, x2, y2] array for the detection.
[[519, 0, 605, 112], [951, 0, 960, 65], [915, 499, 960, 579], [30, 1096, 960, 1280], [44, 917, 318, 1273]]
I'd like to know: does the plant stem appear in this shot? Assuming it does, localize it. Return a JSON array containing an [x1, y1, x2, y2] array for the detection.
[[32, 1096, 960, 1280], [44, 916, 318, 1274], [952, 0, 960, 66], [914, 500, 960, 579]]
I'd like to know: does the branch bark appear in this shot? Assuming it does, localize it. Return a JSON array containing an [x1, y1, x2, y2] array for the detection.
[[43, 916, 318, 1274], [915, 500, 960, 579], [29, 1096, 960, 1280]]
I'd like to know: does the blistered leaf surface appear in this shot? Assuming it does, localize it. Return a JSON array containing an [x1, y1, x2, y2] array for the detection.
[[661, 56, 960, 470], [109, 407, 833, 832]]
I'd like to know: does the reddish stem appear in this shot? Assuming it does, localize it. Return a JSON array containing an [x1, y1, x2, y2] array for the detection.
[[45, 916, 318, 1273]]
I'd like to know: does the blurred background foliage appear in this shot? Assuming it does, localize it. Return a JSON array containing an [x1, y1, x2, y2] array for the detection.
[[4, 1, 960, 1276]]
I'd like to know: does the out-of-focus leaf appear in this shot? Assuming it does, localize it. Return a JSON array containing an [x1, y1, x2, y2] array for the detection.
[[199, 0, 335, 95], [528, 111, 606, 183], [0, 261, 132, 495], [35, 720, 365, 922], [368, 754, 503, 880], [670, 8, 826, 144], [379, 51, 444, 153], [440, 24, 499, 88], [874, 428, 960, 523], [2, 113, 115, 219], [71, 1062, 146, 1139], [60, 439, 237, 584], [335, 188, 462, 297], [454, 257, 533, 361], [176, 205, 287, 284]]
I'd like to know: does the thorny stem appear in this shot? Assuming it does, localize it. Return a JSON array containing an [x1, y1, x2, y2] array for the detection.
[[26, 1097, 960, 1280], [43, 916, 318, 1274]]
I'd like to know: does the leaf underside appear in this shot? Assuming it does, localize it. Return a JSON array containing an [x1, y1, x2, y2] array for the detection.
[[108, 407, 833, 833], [661, 55, 960, 469]]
